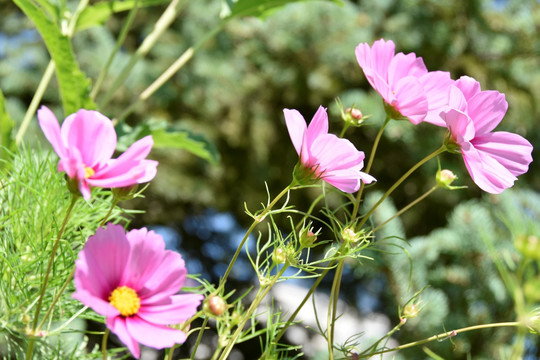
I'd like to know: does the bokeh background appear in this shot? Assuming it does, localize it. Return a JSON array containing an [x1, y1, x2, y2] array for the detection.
[[1, 0, 539, 358]]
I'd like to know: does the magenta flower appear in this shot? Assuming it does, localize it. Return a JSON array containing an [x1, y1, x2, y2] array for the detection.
[[440, 76, 533, 194], [355, 39, 453, 125], [73, 224, 203, 358], [284, 106, 376, 193], [38, 106, 158, 200]]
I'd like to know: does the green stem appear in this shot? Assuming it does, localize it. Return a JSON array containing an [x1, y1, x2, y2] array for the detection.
[[218, 265, 289, 360], [350, 116, 390, 221], [327, 258, 345, 360], [216, 184, 294, 293], [371, 186, 438, 233], [90, 0, 140, 100], [114, 21, 227, 122], [166, 344, 177, 360], [26, 196, 78, 359], [100, 0, 187, 107], [36, 267, 75, 332], [364, 322, 522, 357], [15, 60, 55, 146], [190, 317, 209, 360], [360, 320, 405, 356], [99, 200, 118, 227], [102, 328, 109, 360], [357, 145, 446, 230], [258, 259, 337, 359]]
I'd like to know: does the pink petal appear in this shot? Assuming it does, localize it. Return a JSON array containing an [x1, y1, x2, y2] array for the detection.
[[283, 109, 307, 156], [74, 224, 130, 298], [387, 52, 427, 88], [72, 289, 119, 318], [420, 71, 454, 126], [461, 143, 517, 194], [467, 90, 507, 135], [37, 106, 67, 158], [310, 135, 364, 173], [322, 171, 361, 193], [472, 131, 533, 176], [393, 76, 428, 124], [88, 160, 158, 188], [107, 316, 140, 358], [305, 106, 329, 150], [126, 316, 187, 350], [355, 39, 395, 92], [137, 293, 203, 325], [61, 109, 117, 168], [455, 76, 481, 100], [441, 109, 475, 144]]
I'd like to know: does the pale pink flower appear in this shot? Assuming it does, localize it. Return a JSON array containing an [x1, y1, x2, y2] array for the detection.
[[284, 106, 376, 193], [355, 39, 453, 125], [73, 224, 203, 358], [38, 106, 158, 200], [440, 76, 533, 194]]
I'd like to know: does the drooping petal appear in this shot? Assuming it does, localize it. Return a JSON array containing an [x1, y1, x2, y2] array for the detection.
[[283, 108, 307, 156], [472, 131, 533, 176], [37, 106, 67, 159], [440, 108, 475, 144], [467, 90, 508, 135], [61, 109, 117, 168], [322, 170, 361, 193], [137, 293, 204, 325], [88, 160, 158, 188], [107, 316, 141, 359], [126, 316, 187, 350], [461, 143, 517, 194]]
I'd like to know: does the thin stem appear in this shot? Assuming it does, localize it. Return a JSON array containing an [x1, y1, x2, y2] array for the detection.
[[102, 328, 109, 360], [365, 322, 522, 357], [26, 196, 78, 359], [360, 320, 405, 356], [36, 267, 75, 332], [190, 317, 209, 360], [15, 61, 55, 146], [350, 116, 390, 221], [167, 344, 177, 360], [218, 266, 289, 360], [327, 258, 345, 359], [259, 259, 337, 359], [216, 184, 294, 293], [371, 186, 438, 233], [90, 0, 140, 100], [357, 145, 446, 230], [99, 200, 118, 227], [100, 0, 187, 107], [114, 21, 227, 122]]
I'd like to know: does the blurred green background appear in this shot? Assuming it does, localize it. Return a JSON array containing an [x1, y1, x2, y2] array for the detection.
[[1, 0, 539, 358]]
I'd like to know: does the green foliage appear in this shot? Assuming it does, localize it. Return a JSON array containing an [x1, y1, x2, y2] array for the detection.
[[0, 145, 129, 358], [12, 0, 96, 115], [0, 89, 14, 163], [225, 0, 343, 18], [76, 0, 171, 31]]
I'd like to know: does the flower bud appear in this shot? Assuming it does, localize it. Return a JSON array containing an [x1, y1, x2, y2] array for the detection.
[[341, 227, 360, 243], [273, 247, 287, 264], [402, 302, 422, 319], [299, 228, 318, 248], [436, 169, 457, 187], [112, 184, 139, 201], [204, 295, 227, 317], [342, 106, 369, 127]]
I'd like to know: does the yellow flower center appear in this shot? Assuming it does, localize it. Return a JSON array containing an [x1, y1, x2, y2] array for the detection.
[[109, 286, 141, 317], [84, 166, 95, 179]]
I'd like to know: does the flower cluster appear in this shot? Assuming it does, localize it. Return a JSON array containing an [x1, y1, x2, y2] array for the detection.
[[355, 39, 533, 194]]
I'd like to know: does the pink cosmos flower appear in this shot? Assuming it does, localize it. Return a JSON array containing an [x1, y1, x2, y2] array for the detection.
[[284, 106, 376, 193], [38, 106, 158, 200], [355, 39, 453, 125], [73, 224, 203, 358], [440, 76, 533, 194]]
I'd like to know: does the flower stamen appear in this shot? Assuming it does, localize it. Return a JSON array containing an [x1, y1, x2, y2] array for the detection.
[[84, 166, 95, 178], [109, 286, 141, 317]]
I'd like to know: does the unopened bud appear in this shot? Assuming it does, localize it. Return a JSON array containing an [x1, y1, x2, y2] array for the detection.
[[273, 247, 287, 264], [112, 184, 139, 201], [342, 107, 369, 126], [205, 295, 227, 316], [436, 169, 456, 187], [300, 228, 318, 248], [341, 227, 360, 243]]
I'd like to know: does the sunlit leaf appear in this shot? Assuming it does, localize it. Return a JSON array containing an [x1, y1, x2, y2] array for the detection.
[[0, 89, 15, 161], [227, 0, 342, 18], [76, 0, 171, 31]]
